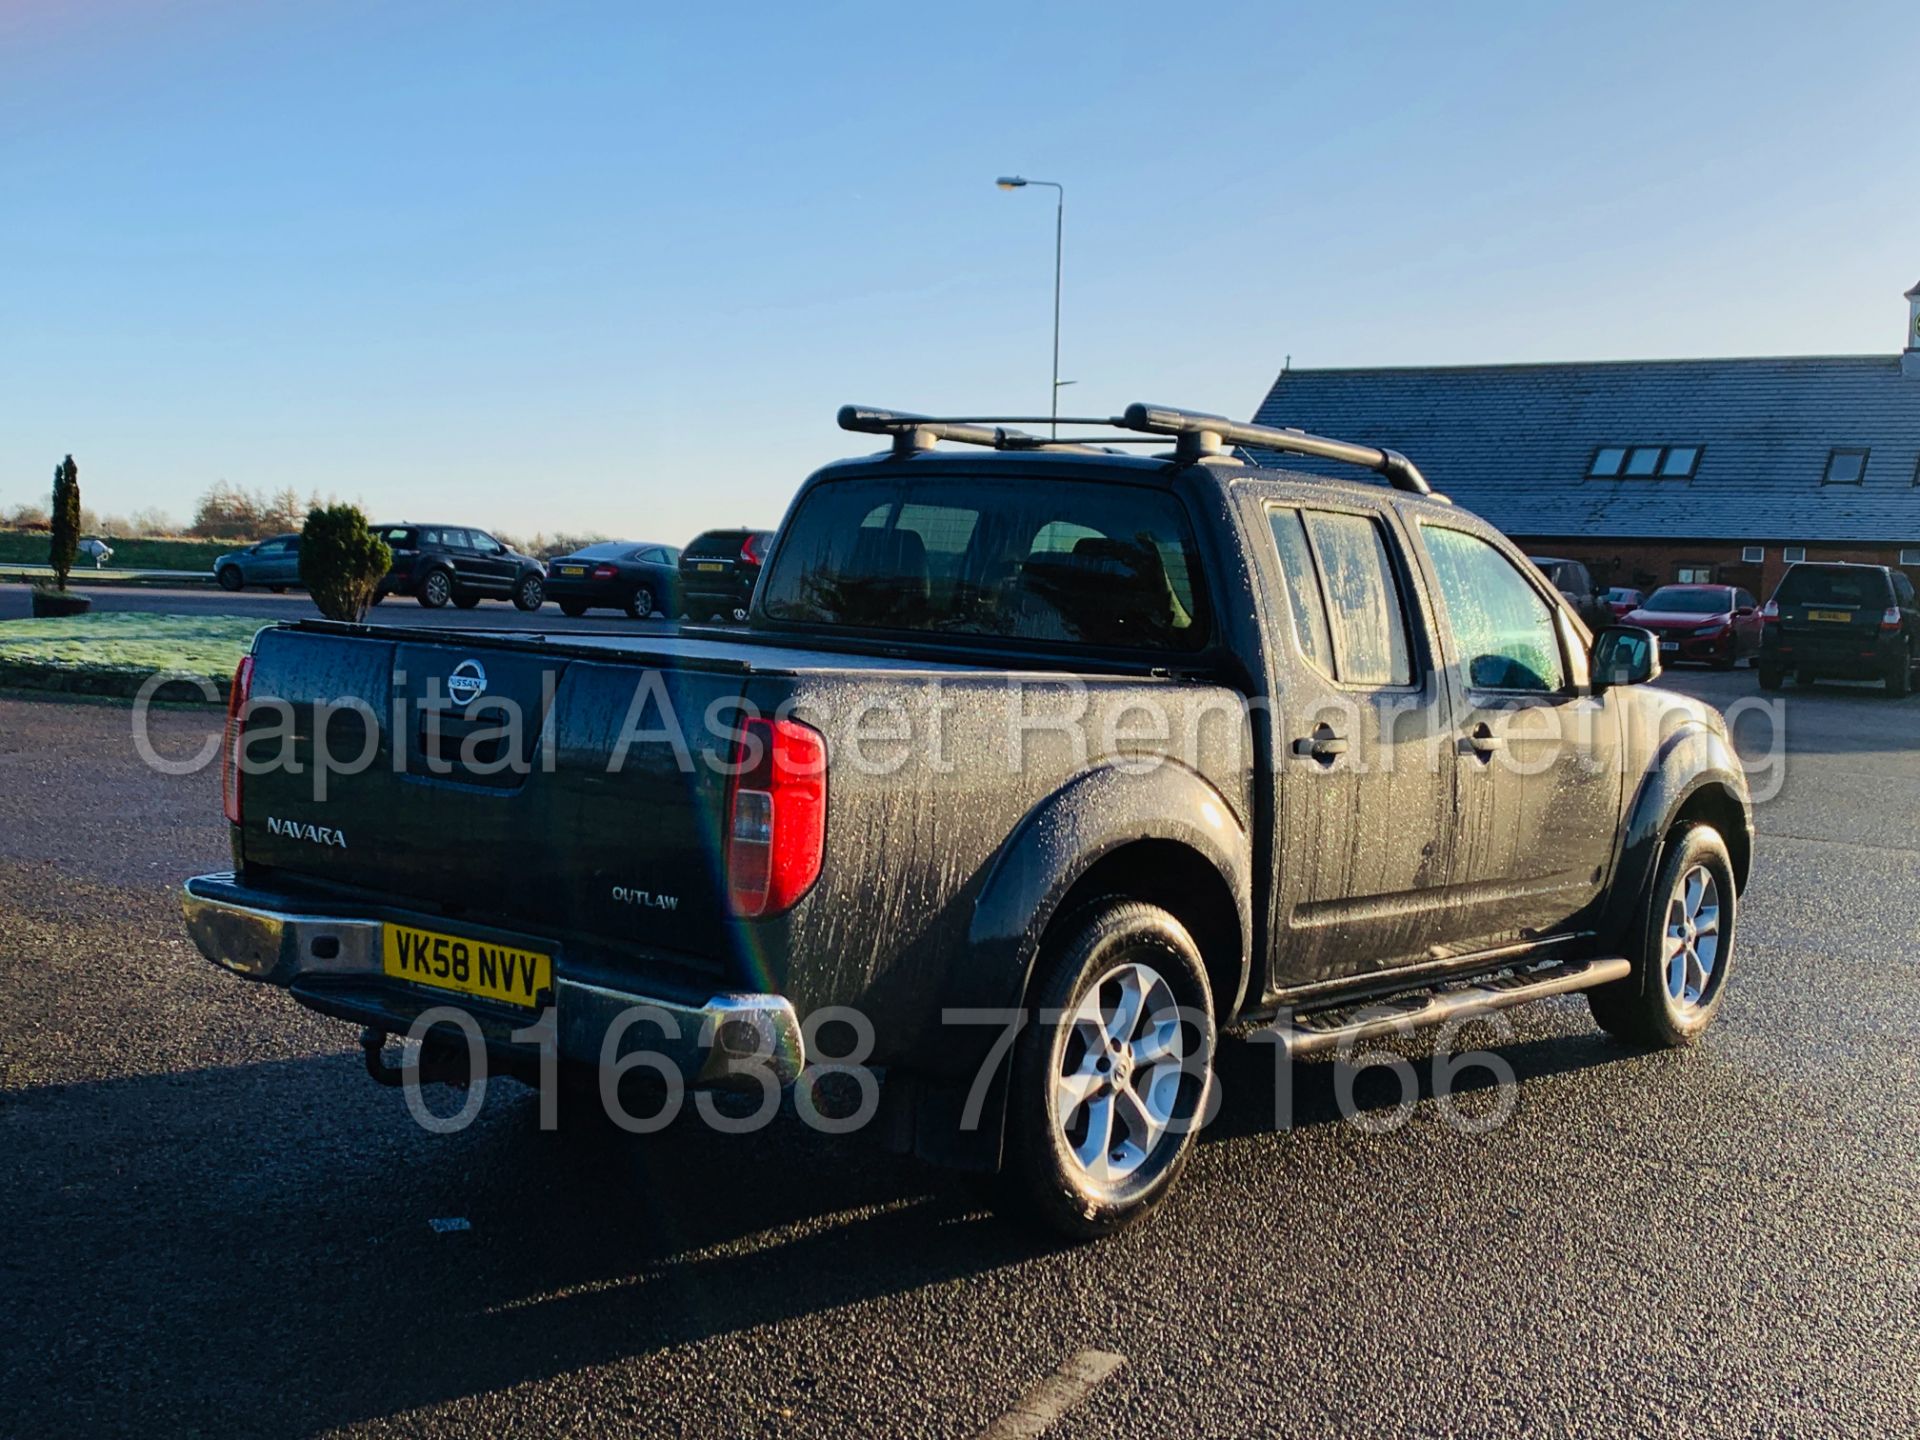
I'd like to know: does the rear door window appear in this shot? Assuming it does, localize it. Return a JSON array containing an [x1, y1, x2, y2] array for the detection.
[[1421, 524, 1568, 693], [1300, 510, 1413, 686], [1264, 508, 1334, 677]]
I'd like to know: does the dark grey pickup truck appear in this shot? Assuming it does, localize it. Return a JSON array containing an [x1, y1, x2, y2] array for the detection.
[[184, 402, 1754, 1238]]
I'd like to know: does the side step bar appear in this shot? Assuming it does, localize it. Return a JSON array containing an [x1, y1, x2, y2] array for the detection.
[[1261, 957, 1632, 1060]]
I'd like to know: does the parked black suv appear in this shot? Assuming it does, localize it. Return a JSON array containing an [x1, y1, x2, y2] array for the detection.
[[1528, 555, 1611, 634], [374, 524, 547, 611], [1758, 561, 1920, 694], [679, 527, 773, 621], [187, 402, 1755, 1240]]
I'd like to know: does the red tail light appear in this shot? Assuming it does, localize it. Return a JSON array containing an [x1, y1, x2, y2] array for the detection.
[[1760, 600, 1779, 624], [726, 717, 826, 917], [591, 563, 618, 580], [222, 655, 255, 825], [741, 533, 766, 567], [1882, 607, 1902, 631]]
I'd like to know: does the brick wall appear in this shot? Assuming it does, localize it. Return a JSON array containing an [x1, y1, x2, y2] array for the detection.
[[1510, 536, 1920, 600]]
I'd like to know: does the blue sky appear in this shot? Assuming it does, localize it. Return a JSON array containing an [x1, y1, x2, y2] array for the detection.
[[2, 0, 1914, 540]]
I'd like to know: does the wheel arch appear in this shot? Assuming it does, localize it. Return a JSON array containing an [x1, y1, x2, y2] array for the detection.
[[892, 762, 1251, 1175], [1600, 719, 1753, 948]]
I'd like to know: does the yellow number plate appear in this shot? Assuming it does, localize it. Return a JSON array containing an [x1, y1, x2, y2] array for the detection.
[[382, 924, 551, 1008], [696, 561, 727, 572], [1806, 609, 1851, 622]]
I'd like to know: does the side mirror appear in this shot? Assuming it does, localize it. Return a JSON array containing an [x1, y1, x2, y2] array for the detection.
[[1592, 626, 1661, 689], [1736, 605, 1755, 616]]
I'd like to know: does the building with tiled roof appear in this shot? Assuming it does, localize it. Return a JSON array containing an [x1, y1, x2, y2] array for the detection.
[[1248, 285, 1920, 598]]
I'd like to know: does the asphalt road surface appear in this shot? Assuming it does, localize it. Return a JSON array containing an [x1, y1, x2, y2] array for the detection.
[[1, 669, 1915, 1437], [0, 580, 686, 633]]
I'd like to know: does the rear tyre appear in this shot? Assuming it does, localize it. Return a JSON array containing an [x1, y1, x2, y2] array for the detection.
[[558, 599, 588, 618], [217, 566, 243, 592], [418, 569, 453, 609], [998, 899, 1215, 1242], [453, 594, 481, 610], [1589, 824, 1737, 1048], [1757, 664, 1783, 691], [625, 586, 656, 621], [269, 585, 287, 595], [1793, 669, 1816, 688], [512, 574, 545, 612], [1886, 643, 1912, 698]]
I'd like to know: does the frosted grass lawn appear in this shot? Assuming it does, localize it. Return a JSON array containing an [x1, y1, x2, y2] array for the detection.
[[0, 612, 261, 698]]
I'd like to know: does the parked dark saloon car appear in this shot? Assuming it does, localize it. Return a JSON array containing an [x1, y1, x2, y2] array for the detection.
[[542, 540, 681, 619], [679, 527, 774, 621]]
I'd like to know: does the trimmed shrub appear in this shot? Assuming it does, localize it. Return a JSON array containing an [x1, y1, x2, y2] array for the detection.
[[49, 455, 80, 590], [299, 504, 391, 622]]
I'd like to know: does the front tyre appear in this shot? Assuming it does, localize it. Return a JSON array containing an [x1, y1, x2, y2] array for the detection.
[[512, 573, 545, 612], [1589, 824, 1737, 1048], [217, 566, 243, 593], [999, 900, 1214, 1242]]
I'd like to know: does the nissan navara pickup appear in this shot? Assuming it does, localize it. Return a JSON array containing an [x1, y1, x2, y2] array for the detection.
[[184, 402, 1755, 1239]]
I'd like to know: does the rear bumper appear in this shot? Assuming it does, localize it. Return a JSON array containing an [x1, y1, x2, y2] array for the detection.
[[680, 572, 755, 604], [180, 873, 804, 1087], [1762, 630, 1898, 676]]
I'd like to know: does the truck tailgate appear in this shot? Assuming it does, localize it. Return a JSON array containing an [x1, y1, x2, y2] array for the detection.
[[240, 625, 752, 971]]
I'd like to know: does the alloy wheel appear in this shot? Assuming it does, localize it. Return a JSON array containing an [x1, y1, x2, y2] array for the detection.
[[1664, 864, 1722, 1011], [1052, 959, 1185, 1185]]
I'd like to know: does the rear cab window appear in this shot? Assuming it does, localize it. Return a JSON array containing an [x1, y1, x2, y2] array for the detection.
[[759, 473, 1209, 652]]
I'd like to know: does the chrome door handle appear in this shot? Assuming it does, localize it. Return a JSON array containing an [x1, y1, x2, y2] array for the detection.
[[1457, 723, 1503, 759], [1292, 728, 1349, 762]]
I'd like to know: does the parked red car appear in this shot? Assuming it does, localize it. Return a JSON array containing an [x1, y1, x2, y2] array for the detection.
[[1625, 584, 1762, 669], [1605, 586, 1645, 619]]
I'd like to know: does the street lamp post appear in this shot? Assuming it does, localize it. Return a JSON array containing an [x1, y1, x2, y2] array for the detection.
[[995, 176, 1065, 436]]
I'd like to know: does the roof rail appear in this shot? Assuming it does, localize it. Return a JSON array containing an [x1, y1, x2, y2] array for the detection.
[[837, 402, 1436, 496], [1118, 403, 1433, 495]]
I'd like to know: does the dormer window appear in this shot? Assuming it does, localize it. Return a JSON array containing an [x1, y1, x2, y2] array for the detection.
[[1588, 444, 1701, 479], [1822, 447, 1869, 485]]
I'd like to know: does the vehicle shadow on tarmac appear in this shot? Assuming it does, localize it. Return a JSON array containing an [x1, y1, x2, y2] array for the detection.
[[0, 1018, 1637, 1436]]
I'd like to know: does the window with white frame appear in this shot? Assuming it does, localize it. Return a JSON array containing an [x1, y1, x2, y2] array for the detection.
[[1741, 545, 1764, 564], [1676, 565, 1714, 583], [1784, 546, 1807, 564], [1900, 548, 1920, 566]]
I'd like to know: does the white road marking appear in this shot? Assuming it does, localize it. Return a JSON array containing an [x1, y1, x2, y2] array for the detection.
[[975, 1349, 1125, 1439]]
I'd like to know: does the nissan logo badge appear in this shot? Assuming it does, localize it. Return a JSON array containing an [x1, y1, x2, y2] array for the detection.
[[447, 659, 487, 707]]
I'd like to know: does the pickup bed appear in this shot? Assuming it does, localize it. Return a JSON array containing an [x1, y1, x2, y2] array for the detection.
[[185, 402, 1755, 1238]]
